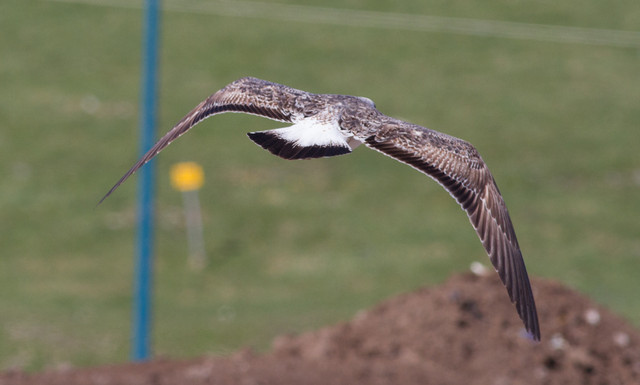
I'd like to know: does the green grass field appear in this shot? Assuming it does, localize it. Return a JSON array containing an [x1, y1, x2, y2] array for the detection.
[[1, 0, 639, 371]]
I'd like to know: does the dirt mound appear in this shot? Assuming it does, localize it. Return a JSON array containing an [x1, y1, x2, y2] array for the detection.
[[3, 272, 640, 385]]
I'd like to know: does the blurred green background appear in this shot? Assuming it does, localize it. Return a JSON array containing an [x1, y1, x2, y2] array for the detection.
[[1, 0, 639, 371]]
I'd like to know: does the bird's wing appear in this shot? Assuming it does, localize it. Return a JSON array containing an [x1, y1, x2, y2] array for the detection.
[[362, 120, 540, 340], [99, 77, 310, 203]]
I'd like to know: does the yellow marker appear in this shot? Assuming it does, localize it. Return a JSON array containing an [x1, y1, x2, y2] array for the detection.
[[170, 162, 204, 192], [170, 162, 206, 268]]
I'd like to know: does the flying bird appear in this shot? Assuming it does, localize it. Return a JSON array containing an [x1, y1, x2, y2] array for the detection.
[[101, 77, 540, 340]]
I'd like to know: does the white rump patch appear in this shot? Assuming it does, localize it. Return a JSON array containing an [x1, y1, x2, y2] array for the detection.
[[278, 118, 359, 149], [247, 117, 362, 160]]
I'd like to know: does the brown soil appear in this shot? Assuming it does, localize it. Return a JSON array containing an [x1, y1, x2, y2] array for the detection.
[[2, 272, 640, 385]]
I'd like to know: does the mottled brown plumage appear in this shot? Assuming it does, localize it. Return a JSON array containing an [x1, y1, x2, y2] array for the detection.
[[101, 77, 540, 340]]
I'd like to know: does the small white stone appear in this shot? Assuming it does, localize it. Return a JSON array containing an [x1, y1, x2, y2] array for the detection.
[[470, 261, 488, 276], [584, 308, 601, 325], [613, 332, 630, 347], [549, 333, 566, 350]]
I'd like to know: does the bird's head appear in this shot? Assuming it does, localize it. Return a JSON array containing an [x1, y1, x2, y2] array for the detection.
[[356, 96, 376, 109]]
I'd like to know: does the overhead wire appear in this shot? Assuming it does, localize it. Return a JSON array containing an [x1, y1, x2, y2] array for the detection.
[[49, 0, 640, 48]]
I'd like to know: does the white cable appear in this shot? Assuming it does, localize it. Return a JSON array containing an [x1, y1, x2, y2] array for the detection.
[[48, 0, 640, 48]]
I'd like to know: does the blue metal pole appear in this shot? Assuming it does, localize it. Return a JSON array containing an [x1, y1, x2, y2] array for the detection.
[[133, 0, 161, 361]]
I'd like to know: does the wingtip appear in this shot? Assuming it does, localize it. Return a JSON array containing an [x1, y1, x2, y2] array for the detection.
[[96, 182, 121, 206], [527, 324, 541, 342], [97, 190, 113, 206], [97, 165, 141, 206], [523, 308, 541, 341], [517, 280, 541, 342], [533, 330, 540, 342], [528, 312, 541, 342]]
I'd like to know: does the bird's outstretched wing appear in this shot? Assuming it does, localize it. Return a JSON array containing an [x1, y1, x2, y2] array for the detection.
[[362, 120, 540, 340], [99, 77, 308, 204]]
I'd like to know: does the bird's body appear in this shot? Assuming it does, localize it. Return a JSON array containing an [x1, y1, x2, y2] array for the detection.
[[102, 77, 540, 340]]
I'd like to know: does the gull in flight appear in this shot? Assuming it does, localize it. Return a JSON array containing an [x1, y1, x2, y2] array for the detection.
[[101, 77, 540, 340]]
